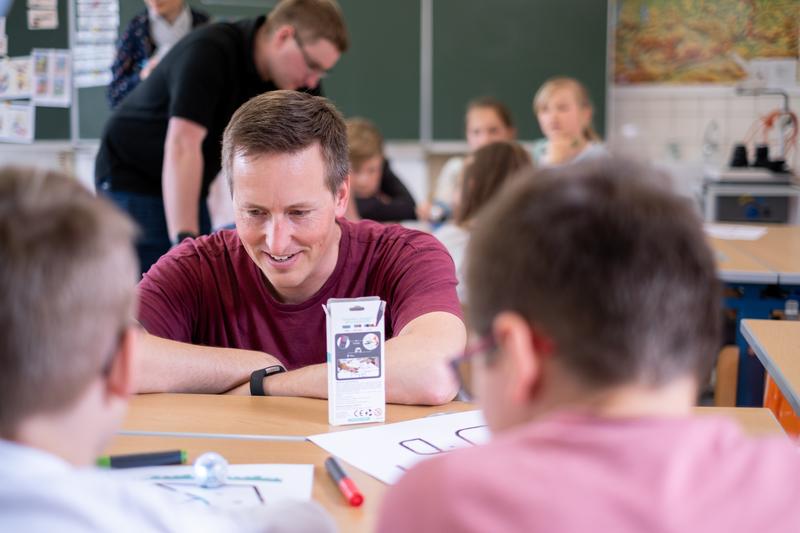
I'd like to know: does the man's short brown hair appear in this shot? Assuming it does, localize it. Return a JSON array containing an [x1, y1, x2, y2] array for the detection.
[[222, 90, 350, 195], [265, 0, 349, 52], [467, 158, 721, 388], [346, 117, 383, 170], [0, 167, 138, 437]]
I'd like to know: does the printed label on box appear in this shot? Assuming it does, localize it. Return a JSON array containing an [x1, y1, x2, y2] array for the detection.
[[324, 297, 386, 426]]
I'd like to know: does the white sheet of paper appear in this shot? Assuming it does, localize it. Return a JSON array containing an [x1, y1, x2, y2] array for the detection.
[[28, 0, 57, 9], [74, 70, 110, 87], [27, 9, 58, 30], [309, 410, 490, 484], [77, 1, 118, 16], [0, 101, 36, 143], [77, 14, 118, 31], [108, 464, 314, 510], [704, 224, 768, 241]]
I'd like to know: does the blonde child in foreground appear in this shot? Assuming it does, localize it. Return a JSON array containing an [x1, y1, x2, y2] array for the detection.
[[531, 76, 607, 166], [378, 158, 800, 533], [421, 97, 516, 222], [0, 167, 335, 533]]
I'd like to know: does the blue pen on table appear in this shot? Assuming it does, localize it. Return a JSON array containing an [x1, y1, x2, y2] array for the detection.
[[97, 450, 188, 469]]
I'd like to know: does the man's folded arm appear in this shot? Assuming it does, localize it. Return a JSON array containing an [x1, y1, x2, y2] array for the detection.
[[228, 311, 466, 405], [133, 330, 283, 393]]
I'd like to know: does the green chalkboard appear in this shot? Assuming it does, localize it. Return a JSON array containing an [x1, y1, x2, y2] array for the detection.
[[5, 0, 70, 140], [432, 0, 608, 141], [323, 0, 420, 140], [8, 0, 608, 142]]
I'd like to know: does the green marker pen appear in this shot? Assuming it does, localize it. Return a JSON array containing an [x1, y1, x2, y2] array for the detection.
[[97, 450, 187, 469]]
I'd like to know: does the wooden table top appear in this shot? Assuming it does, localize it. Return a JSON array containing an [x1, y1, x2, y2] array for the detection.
[[121, 394, 474, 437], [729, 225, 800, 284], [710, 237, 777, 284], [109, 395, 785, 533], [742, 319, 800, 415], [708, 224, 800, 285]]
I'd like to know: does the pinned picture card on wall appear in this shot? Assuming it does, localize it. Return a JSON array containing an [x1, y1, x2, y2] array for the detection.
[[27, 0, 58, 30], [0, 101, 35, 143], [0, 56, 33, 100], [31, 48, 71, 107]]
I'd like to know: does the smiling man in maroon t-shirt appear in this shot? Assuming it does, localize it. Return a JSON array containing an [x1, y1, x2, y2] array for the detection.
[[134, 90, 466, 405]]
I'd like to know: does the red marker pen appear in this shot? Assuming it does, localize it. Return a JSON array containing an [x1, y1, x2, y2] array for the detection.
[[324, 456, 364, 507]]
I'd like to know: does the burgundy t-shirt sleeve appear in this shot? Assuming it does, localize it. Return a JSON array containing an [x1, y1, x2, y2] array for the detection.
[[376, 231, 463, 334], [137, 244, 202, 342]]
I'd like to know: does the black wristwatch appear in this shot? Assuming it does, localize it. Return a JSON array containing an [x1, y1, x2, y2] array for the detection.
[[172, 231, 197, 246], [250, 365, 287, 396]]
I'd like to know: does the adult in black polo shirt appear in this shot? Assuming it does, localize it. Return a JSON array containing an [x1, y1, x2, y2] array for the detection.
[[95, 0, 348, 275]]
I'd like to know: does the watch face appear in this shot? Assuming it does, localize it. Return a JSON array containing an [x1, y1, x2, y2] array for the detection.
[[265, 365, 285, 376]]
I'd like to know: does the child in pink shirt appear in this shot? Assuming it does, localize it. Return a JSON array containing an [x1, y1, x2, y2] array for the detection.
[[377, 158, 800, 533]]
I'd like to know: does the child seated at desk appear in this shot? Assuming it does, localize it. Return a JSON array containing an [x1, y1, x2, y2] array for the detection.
[[531, 76, 607, 166], [420, 96, 517, 223], [0, 167, 334, 533], [344, 117, 417, 222], [377, 158, 800, 533], [434, 140, 532, 302]]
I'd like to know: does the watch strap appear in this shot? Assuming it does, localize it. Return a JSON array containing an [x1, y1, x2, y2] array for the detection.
[[172, 231, 197, 246], [250, 365, 287, 396]]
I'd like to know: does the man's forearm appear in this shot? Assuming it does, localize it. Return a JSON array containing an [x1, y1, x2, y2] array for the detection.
[[135, 331, 282, 393], [232, 312, 465, 405], [162, 119, 205, 241]]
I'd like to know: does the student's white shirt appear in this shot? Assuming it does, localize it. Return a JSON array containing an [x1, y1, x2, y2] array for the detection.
[[530, 139, 608, 167], [149, 4, 193, 60], [0, 439, 336, 533], [432, 156, 465, 209], [434, 222, 469, 303]]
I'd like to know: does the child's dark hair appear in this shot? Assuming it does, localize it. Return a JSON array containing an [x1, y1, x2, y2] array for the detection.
[[466, 96, 514, 129]]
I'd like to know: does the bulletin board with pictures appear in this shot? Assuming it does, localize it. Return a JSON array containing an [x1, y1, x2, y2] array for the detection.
[[1, 0, 73, 141]]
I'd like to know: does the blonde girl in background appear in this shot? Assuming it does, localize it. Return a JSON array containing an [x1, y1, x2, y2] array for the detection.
[[421, 97, 517, 223], [531, 77, 607, 166]]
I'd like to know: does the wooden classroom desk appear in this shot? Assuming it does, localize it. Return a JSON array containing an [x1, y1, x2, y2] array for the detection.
[[105, 436, 382, 533], [707, 224, 800, 405], [727, 225, 800, 285], [121, 394, 473, 437], [108, 396, 784, 533], [741, 319, 800, 415], [709, 237, 777, 284]]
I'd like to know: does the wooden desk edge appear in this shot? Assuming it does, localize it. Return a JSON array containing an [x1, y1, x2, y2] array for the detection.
[[741, 319, 800, 416]]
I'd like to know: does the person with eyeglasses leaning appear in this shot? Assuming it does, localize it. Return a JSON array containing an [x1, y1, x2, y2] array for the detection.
[[96, 0, 348, 276]]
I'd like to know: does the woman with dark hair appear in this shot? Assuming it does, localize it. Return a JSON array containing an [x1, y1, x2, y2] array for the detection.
[[434, 140, 532, 302]]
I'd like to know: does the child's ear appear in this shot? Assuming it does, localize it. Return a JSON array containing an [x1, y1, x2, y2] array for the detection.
[[105, 327, 138, 399], [493, 312, 549, 404]]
